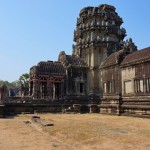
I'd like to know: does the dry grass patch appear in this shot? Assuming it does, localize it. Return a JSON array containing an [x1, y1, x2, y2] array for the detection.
[[38, 114, 150, 149], [0, 113, 150, 150]]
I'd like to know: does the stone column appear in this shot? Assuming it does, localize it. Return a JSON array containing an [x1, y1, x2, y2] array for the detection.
[[47, 81, 53, 100], [32, 79, 39, 99], [61, 82, 64, 99], [143, 77, 146, 93], [87, 47, 100, 96], [29, 81, 31, 96], [53, 82, 55, 100]]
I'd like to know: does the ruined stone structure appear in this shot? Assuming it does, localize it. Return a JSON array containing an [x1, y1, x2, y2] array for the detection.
[[1, 4, 150, 117], [72, 4, 126, 99], [0, 85, 8, 104], [100, 46, 150, 116], [27, 4, 150, 117], [120, 47, 150, 116], [58, 51, 88, 103], [0, 85, 8, 117], [29, 61, 66, 100]]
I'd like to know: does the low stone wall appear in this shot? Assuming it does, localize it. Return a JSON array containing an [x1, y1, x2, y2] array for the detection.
[[1, 97, 150, 118], [89, 104, 100, 113], [2, 103, 91, 115], [100, 105, 120, 115], [121, 97, 150, 118], [99, 98, 121, 115], [34, 104, 62, 113], [5, 103, 34, 114]]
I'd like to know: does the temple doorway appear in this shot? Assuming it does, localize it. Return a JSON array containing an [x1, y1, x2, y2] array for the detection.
[[54, 82, 61, 99]]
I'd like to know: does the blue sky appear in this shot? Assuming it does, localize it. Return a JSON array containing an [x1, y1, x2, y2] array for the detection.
[[0, 0, 150, 82]]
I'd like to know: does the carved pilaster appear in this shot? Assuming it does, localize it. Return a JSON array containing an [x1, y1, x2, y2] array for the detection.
[[47, 82, 53, 100], [32, 80, 39, 99]]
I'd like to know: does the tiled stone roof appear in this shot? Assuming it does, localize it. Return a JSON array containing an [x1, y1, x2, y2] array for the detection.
[[121, 47, 150, 66], [100, 49, 124, 68], [30, 61, 65, 76], [100, 47, 150, 69], [64, 55, 88, 67], [58, 51, 88, 67]]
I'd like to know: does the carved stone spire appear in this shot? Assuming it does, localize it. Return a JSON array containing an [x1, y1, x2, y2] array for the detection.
[[73, 4, 126, 60], [72, 4, 127, 97]]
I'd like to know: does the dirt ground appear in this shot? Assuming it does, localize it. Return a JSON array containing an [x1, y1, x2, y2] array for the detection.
[[0, 114, 150, 150]]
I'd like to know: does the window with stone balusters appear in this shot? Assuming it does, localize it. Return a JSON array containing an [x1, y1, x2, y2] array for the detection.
[[134, 79, 144, 93], [103, 81, 112, 94], [145, 78, 150, 92]]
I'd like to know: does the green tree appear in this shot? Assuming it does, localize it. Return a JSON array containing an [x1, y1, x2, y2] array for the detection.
[[19, 73, 30, 96], [19, 73, 29, 87], [11, 80, 20, 87], [0, 73, 29, 89], [0, 80, 18, 88]]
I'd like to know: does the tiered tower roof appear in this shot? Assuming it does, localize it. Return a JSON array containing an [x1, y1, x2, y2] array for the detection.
[[73, 4, 126, 57]]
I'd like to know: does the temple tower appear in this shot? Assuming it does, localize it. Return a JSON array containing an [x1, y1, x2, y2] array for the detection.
[[72, 4, 126, 98]]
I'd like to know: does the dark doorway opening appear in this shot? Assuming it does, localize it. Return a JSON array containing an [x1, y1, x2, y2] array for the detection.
[[30, 81, 33, 96], [80, 83, 84, 93], [54, 83, 61, 99]]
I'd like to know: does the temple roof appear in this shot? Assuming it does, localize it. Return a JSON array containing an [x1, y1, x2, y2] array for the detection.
[[30, 61, 65, 76], [80, 4, 115, 16], [100, 47, 150, 69], [58, 51, 88, 68], [64, 55, 88, 67], [121, 47, 150, 66], [100, 49, 124, 69]]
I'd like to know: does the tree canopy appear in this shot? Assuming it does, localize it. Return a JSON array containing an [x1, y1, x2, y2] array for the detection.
[[0, 80, 19, 88], [0, 73, 29, 88], [19, 73, 29, 87]]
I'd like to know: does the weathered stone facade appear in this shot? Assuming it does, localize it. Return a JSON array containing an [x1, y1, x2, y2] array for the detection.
[[27, 4, 150, 117], [100, 39, 138, 115], [58, 51, 88, 103], [72, 4, 126, 98], [120, 47, 150, 116], [100, 45, 150, 116], [29, 61, 66, 100], [0, 85, 8, 104], [2, 4, 150, 117]]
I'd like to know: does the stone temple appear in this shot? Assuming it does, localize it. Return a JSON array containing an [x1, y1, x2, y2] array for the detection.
[[0, 4, 150, 117]]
